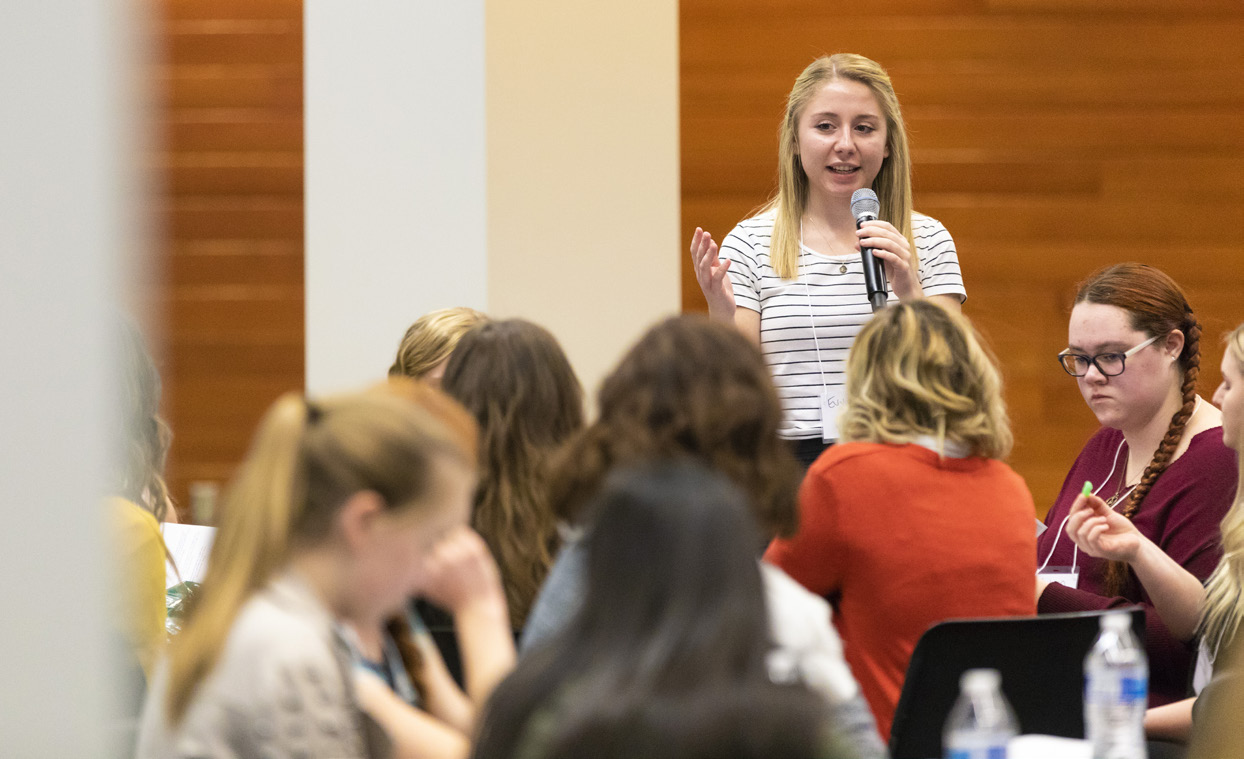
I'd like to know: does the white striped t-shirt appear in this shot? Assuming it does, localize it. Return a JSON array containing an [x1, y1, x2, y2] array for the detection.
[[721, 211, 966, 440]]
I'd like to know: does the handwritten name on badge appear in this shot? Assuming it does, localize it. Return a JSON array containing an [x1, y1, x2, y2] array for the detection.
[[820, 387, 847, 443]]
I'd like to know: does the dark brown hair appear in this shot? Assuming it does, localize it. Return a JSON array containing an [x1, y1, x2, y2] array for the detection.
[[116, 318, 174, 523], [441, 319, 584, 627], [1075, 263, 1201, 596], [550, 316, 801, 540]]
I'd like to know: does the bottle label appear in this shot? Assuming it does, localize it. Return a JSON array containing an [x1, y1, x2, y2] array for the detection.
[[1085, 672, 1148, 704], [1121, 676, 1147, 704], [947, 748, 1006, 759]]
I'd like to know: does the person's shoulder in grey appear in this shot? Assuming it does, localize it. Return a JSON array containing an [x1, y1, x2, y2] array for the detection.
[[521, 536, 589, 655]]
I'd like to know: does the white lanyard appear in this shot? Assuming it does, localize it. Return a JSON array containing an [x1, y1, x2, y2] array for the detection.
[[1038, 438, 1133, 577], [798, 222, 830, 393], [800, 223, 840, 442]]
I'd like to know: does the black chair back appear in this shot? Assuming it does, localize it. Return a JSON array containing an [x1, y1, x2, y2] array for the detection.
[[889, 608, 1146, 759]]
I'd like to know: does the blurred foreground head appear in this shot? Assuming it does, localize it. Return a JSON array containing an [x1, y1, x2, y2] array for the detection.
[[162, 379, 475, 724], [552, 315, 800, 540], [473, 462, 842, 759]]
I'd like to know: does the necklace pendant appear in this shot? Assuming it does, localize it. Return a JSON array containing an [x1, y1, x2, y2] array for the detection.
[[1104, 494, 1119, 507], [839, 264, 848, 274]]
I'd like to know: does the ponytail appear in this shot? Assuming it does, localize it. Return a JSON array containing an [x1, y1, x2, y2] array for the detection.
[[164, 394, 310, 723]]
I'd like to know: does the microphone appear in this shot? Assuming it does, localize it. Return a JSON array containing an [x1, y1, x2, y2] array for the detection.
[[851, 188, 888, 313]]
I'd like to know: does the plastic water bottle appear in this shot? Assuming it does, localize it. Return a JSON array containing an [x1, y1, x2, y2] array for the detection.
[[1084, 611, 1148, 759], [943, 668, 1019, 759]]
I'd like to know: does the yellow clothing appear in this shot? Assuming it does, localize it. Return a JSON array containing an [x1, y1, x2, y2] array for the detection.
[[106, 497, 167, 678]]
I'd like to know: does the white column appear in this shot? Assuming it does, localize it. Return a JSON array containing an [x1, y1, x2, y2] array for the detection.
[[0, 1, 136, 753], [305, 0, 679, 399], [305, 1, 488, 395]]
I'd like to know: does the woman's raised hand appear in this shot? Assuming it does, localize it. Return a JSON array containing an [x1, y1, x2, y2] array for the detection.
[[420, 526, 507, 617], [856, 220, 921, 301], [1064, 492, 1146, 563], [690, 228, 736, 320]]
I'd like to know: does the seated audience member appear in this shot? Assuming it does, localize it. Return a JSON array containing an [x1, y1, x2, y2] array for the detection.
[[109, 319, 175, 682], [344, 385, 515, 759], [523, 316, 885, 758], [764, 300, 1037, 741], [1188, 633, 1244, 758], [137, 382, 476, 758], [1064, 322, 1244, 746], [473, 463, 853, 759], [440, 319, 584, 630], [1038, 264, 1235, 707], [389, 307, 488, 386]]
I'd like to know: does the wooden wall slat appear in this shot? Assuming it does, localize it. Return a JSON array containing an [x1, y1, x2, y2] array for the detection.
[[162, 153, 303, 195], [168, 243, 303, 288], [163, 0, 302, 22], [681, 3, 1244, 515], [165, 197, 304, 239], [160, 66, 302, 109], [154, 0, 304, 519], [165, 25, 301, 67], [682, 21, 1244, 66]]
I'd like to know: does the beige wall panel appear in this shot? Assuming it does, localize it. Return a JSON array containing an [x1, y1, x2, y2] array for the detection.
[[487, 0, 680, 401]]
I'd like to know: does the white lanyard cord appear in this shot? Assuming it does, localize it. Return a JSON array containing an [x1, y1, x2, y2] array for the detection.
[[1037, 438, 1128, 574], [799, 222, 829, 395]]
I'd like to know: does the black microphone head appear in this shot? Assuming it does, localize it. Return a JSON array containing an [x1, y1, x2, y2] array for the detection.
[[850, 188, 880, 222]]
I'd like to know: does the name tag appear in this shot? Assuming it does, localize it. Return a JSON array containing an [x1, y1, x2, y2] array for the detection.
[[1038, 566, 1080, 590], [820, 387, 847, 443]]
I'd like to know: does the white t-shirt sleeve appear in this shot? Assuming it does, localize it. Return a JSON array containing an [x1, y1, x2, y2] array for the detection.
[[720, 224, 762, 312], [760, 561, 860, 704], [914, 214, 967, 303]]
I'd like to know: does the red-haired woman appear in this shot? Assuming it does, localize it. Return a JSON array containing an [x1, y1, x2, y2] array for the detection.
[[1038, 263, 1237, 706]]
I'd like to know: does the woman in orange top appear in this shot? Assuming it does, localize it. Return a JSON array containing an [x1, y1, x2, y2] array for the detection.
[[765, 301, 1037, 740]]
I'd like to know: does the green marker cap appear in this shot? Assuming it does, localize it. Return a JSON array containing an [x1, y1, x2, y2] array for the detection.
[[1081, 481, 1093, 497]]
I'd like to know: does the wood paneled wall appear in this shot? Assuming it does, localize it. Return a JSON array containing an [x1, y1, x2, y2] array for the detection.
[[155, 0, 304, 519], [680, 1, 1244, 514]]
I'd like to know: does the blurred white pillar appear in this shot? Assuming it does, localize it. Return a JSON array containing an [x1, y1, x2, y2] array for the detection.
[[305, 0, 680, 399], [0, 0, 138, 754], [305, 1, 488, 395]]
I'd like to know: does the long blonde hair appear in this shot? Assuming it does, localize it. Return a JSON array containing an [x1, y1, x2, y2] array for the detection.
[[163, 380, 475, 724], [1201, 324, 1244, 659], [766, 53, 915, 280], [389, 307, 488, 379], [838, 300, 1012, 459]]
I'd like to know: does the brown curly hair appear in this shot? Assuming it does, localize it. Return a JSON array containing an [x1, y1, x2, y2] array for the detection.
[[550, 316, 801, 541], [1075, 263, 1202, 597], [441, 319, 584, 627]]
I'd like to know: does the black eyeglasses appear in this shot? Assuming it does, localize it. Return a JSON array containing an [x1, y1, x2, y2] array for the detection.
[[1057, 335, 1160, 378]]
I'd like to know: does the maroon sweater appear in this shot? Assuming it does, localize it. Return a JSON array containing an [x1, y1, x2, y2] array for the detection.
[[1037, 426, 1238, 706]]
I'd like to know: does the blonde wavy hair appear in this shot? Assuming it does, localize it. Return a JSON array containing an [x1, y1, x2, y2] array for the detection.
[[766, 53, 915, 281], [1200, 323, 1244, 659], [162, 380, 476, 725], [838, 300, 1012, 459], [389, 307, 488, 380]]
